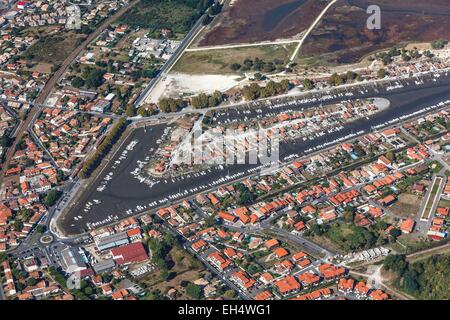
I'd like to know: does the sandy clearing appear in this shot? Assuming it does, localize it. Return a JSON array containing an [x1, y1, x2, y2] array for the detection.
[[144, 73, 243, 103]]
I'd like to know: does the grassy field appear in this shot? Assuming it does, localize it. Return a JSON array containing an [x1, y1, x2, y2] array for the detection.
[[392, 234, 447, 254], [389, 193, 422, 219], [438, 198, 450, 208], [294, 53, 335, 68], [119, 0, 202, 36], [137, 246, 204, 298], [307, 234, 345, 255], [24, 32, 86, 66], [407, 243, 450, 263], [172, 43, 297, 74]]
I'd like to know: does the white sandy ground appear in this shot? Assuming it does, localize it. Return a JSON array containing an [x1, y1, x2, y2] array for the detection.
[[145, 44, 450, 104], [144, 72, 244, 103]]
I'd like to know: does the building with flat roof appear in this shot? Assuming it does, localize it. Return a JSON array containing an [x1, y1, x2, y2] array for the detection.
[[60, 247, 87, 274], [92, 259, 116, 274], [95, 232, 129, 251]]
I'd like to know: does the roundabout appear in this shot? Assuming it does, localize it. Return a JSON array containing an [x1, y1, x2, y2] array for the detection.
[[39, 234, 54, 245]]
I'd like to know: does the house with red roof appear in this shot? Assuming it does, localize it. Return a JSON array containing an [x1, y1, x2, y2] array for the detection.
[[400, 218, 415, 234], [110, 242, 148, 265], [274, 276, 301, 295]]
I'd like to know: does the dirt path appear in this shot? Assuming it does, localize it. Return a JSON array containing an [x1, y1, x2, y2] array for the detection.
[[407, 242, 450, 262], [347, 243, 450, 300], [185, 38, 301, 52], [184, 0, 338, 61], [349, 269, 415, 300], [288, 0, 339, 64]]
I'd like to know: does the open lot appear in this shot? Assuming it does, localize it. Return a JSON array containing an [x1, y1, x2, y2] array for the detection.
[[389, 193, 423, 219], [24, 32, 86, 67], [407, 243, 450, 263], [118, 0, 202, 37], [172, 43, 297, 74], [137, 246, 205, 299]]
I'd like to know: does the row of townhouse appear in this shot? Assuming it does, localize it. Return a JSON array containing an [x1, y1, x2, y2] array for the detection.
[[338, 277, 389, 300]]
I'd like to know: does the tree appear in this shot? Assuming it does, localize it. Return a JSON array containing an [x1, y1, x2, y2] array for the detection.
[[343, 210, 355, 223], [204, 215, 216, 227], [310, 223, 324, 236], [82, 67, 105, 88], [208, 3, 222, 15], [0, 253, 7, 263], [223, 290, 235, 299], [125, 105, 136, 117], [158, 98, 186, 113], [191, 93, 209, 109], [202, 14, 213, 25], [36, 224, 47, 234], [186, 283, 202, 299], [383, 254, 408, 276], [229, 63, 241, 71], [388, 228, 401, 242], [401, 52, 411, 62], [253, 72, 263, 81], [160, 269, 170, 281], [431, 39, 447, 50], [385, 151, 396, 162], [403, 272, 419, 293], [27, 278, 38, 286], [71, 76, 85, 88], [83, 286, 93, 296], [377, 68, 387, 79], [44, 189, 62, 207], [242, 83, 261, 100], [79, 118, 128, 178], [237, 185, 255, 205], [137, 106, 156, 117], [346, 71, 356, 82], [328, 73, 342, 86], [303, 78, 314, 90]]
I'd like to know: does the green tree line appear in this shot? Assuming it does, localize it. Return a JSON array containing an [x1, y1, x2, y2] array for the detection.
[[383, 254, 450, 299], [78, 118, 128, 179]]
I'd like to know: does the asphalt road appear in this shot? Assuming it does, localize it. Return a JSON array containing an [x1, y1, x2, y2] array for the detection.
[[134, 11, 208, 106], [270, 227, 336, 258], [56, 75, 450, 236]]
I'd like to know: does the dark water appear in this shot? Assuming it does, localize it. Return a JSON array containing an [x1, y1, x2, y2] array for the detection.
[[60, 75, 450, 236], [262, 0, 307, 32]]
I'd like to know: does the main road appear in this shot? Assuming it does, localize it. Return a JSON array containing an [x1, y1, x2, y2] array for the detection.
[[133, 10, 209, 106]]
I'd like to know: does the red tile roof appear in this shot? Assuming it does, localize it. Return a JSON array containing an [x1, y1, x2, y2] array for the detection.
[[111, 242, 148, 265]]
